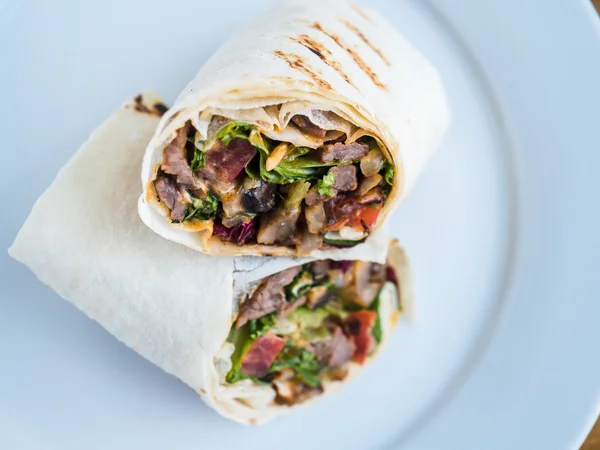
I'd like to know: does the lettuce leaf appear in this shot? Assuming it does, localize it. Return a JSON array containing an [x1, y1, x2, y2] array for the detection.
[[225, 324, 252, 384], [191, 123, 251, 169], [215, 122, 253, 146], [317, 171, 336, 196], [369, 290, 383, 345], [383, 163, 394, 186], [246, 129, 335, 184], [211, 124, 327, 183], [225, 312, 278, 384], [284, 146, 311, 161], [272, 162, 326, 182]]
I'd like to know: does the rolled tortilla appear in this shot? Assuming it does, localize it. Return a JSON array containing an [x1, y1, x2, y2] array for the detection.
[[139, 0, 450, 256], [9, 94, 412, 424]]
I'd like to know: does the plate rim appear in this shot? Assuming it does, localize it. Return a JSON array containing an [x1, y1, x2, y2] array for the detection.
[[399, 0, 600, 448]]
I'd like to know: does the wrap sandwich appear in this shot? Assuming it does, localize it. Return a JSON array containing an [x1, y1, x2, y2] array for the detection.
[[9, 94, 413, 424], [140, 0, 450, 256]]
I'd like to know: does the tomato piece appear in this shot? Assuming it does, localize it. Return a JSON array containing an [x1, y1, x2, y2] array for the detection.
[[347, 310, 378, 364], [345, 203, 383, 231], [324, 197, 383, 232]]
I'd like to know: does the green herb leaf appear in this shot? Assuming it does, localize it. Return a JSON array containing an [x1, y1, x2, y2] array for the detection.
[[184, 192, 219, 221], [248, 312, 278, 340], [190, 148, 205, 171], [295, 368, 322, 388], [186, 135, 206, 171], [268, 342, 323, 388]]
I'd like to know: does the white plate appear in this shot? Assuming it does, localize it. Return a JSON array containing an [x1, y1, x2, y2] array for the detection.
[[1, 0, 599, 449]]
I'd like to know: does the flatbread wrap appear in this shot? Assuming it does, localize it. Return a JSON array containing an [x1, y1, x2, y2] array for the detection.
[[9, 94, 413, 424], [139, 0, 450, 256]]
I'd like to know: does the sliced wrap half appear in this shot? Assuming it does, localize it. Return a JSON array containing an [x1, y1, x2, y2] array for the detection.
[[139, 0, 450, 256], [9, 94, 412, 424]]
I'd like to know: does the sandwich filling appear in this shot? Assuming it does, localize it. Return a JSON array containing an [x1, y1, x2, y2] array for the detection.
[[217, 259, 401, 406], [151, 113, 393, 252]]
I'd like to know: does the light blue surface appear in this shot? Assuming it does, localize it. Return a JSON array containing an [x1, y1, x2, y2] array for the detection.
[[1, 0, 599, 449]]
